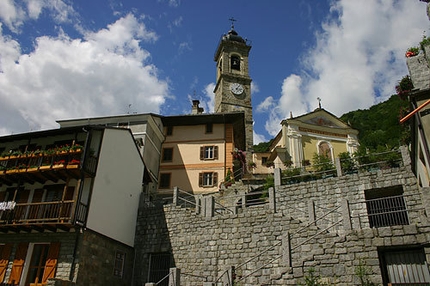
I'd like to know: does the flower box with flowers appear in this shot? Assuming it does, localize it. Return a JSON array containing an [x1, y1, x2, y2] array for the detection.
[[67, 159, 80, 169], [27, 166, 39, 173], [405, 46, 419, 58], [53, 160, 66, 169]]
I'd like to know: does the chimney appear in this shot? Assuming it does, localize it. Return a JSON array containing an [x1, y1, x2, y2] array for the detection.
[[192, 100, 204, 114]]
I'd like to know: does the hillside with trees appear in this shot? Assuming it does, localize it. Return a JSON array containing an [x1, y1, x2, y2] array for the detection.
[[340, 94, 410, 151]]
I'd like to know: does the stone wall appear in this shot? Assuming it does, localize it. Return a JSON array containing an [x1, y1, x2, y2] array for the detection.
[[75, 229, 135, 286], [135, 154, 430, 285], [407, 45, 430, 90], [0, 229, 134, 286], [0, 232, 77, 284]]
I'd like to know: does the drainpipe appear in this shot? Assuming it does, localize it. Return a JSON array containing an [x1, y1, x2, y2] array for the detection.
[[69, 127, 90, 282]]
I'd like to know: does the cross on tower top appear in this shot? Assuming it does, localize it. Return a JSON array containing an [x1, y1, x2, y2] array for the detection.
[[229, 17, 237, 29], [317, 97, 322, 109]]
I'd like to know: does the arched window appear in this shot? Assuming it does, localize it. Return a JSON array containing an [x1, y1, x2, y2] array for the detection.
[[318, 142, 332, 161], [231, 55, 240, 71]]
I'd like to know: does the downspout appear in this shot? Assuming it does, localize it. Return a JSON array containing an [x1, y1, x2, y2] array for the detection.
[[224, 114, 227, 181], [69, 127, 90, 282]]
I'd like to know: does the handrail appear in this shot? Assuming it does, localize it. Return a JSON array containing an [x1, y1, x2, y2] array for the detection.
[[214, 201, 234, 214], [233, 204, 343, 283], [175, 188, 197, 209]]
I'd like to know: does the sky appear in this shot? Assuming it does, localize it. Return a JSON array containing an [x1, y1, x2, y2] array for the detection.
[[0, 0, 429, 144]]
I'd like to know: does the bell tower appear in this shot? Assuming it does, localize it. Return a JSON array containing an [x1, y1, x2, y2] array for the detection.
[[214, 21, 253, 152]]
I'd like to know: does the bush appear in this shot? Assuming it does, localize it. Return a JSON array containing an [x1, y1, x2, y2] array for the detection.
[[312, 153, 335, 172], [338, 152, 357, 174]]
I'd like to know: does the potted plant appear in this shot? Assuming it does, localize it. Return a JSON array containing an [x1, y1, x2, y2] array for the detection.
[[420, 35, 430, 52], [395, 75, 413, 100], [405, 46, 419, 57], [71, 144, 83, 152], [0, 150, 11, 159], [9, 150, 22, 158]]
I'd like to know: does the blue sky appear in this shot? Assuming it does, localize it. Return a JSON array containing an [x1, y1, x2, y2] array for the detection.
[[0, 0, 429, 143]]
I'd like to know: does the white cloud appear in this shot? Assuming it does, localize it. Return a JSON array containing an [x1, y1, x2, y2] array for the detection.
[[0, 14, 169, 135], [178, 41, 191, 54], [256, 96, 275, 113], [253, 131, 267, 145], [251, 81, 259, 94], [0, 0, 25, 33], [203, 83, 215, 113], [0, 0, 76, 33], [265, 0, 429, 136]]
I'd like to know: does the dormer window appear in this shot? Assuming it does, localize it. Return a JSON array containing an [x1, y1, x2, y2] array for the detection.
[[231, 55, 240, 71]]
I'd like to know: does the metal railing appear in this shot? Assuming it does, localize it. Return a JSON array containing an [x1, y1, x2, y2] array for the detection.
[[349, 194, 413, 229], [75, 202, 88, 225], [280, 149, 403, 186]]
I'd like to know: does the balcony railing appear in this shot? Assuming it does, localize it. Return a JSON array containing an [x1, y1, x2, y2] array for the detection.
[[0, 200, 88, 229]]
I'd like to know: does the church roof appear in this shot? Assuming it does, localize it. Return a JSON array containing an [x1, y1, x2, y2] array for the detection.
[[222, 28, 246, 44], [282, 108, 359, 136], [214, 24, 251, 61]]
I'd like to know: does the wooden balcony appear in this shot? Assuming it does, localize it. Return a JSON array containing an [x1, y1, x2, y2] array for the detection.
[[0, 150, 97, 185], [0, 200, 88, 232]]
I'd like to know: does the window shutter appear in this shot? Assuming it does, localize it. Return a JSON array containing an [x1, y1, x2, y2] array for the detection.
[[213, 172, 218, 186], [42, 242, 61, 283], [0, 244, 12, 282], [214, 146, 218, 159], [199, 173, 203, 187], [200, 147, 204, 160], [9, 242, 28, 284]]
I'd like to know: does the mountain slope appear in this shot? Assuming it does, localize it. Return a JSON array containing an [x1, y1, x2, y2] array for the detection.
[[340, 94, 410, 150]]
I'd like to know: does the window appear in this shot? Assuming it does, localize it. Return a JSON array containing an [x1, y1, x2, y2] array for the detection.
[[231, 55, 240, 70], [206, 123, 213, 134], [166, 126, 173, 136], [0, 244, 11, 283], [25, 244, 50, 285], [365, 186, 409, 228], [135, 138, 144, 148], [199, 172, 218, 187], [159, 173, 171, 189], [18, 242, 60, 286], [262, 157, 268, 164], [318, 141, 332, 161], [380, 248, 430, 285], [162, 148, 173, 162], [200, 146, 218, 160], [113, 250, 125, 278]]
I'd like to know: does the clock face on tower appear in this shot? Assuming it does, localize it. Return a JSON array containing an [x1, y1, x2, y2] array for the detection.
[[230, 83, 244, 96]]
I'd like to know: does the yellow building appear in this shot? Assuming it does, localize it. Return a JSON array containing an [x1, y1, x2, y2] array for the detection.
[[159, 110, 245, 196], [254, 108, 359, 172]]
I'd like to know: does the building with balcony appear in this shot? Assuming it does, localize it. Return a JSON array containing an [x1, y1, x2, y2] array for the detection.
[[57, 113, 165, 196], [0, 125, 145, 285]]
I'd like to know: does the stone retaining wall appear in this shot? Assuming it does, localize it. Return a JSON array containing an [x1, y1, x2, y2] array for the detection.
[[135, 158, 430, 285]]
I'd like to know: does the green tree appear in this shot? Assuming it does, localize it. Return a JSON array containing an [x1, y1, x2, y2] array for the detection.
[[340, 94, 410, 151]]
